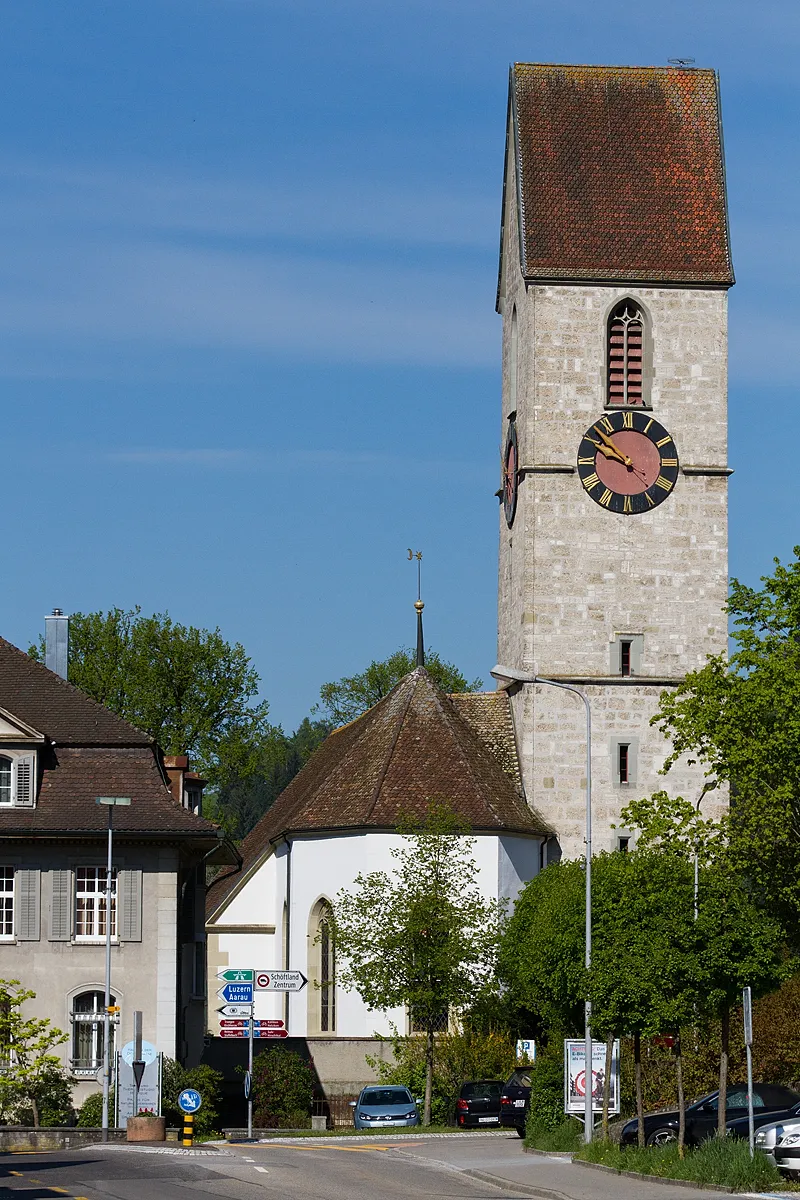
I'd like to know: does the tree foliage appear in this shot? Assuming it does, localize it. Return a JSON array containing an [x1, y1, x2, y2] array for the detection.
[[30, 607, 274, 792], [316, 648, 482, 726], [0, 981, 70, 1127], [332, 804, 503, 1124], [654, 549, 800, 924], [250, 1048, 315, 1128]]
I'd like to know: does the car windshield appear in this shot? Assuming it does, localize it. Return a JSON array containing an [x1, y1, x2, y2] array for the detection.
[[462, 1082, 502, 1099], [360, 1088, 413, 1107], [506, 1071, 532, 1089]]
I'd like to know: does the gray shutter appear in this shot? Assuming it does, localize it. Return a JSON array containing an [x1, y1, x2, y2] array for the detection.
[[50, 869, 72, 941], [14, 754, 35, 807], [16, 869, 40, 941], [118, 869, 142, 942]]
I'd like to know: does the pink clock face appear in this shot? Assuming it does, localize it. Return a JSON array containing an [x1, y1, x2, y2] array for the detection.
[[577, 412, 679, 516], [592, 430, 661, 495]]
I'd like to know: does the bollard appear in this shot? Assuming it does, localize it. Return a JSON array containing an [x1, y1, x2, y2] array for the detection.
[[182, 1114, 194, 1146]]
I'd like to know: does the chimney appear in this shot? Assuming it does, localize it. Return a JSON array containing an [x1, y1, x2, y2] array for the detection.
[[44, 609, 69, 679]]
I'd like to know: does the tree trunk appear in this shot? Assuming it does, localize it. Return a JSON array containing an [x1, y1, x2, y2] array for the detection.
[[634, 1032, 645, 1148], [717, 1006, 729, 1138], [602, 1036, 613, 1141], [675, 1033, 686, 1159], [30, 1095, 40, 1129], [424, 1027, 434, 1126]]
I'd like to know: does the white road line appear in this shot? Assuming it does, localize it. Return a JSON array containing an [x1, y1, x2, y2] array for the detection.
[[254, 1166, 269, 1173]]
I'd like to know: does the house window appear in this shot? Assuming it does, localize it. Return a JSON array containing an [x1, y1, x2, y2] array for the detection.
[[620, 640, 632, 677], [0, 760, 10, 806], [0, 868, 13, 937], [618, 744, 630, 785], [75, 868, 116, 940], [617, 836, 631, 853], [71, 990, 117, 1072], [607, 300, 646, 406]]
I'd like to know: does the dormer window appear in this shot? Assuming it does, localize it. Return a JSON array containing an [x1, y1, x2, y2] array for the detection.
[[0, 753, 36, 807]]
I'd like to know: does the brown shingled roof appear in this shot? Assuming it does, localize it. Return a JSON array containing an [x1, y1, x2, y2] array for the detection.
[[506, 64, 734, 286], [0, 637, 150, 745], [208, 668, 549, 918]]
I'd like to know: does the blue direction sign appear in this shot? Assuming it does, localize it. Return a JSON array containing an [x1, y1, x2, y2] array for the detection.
[[178, 1088, 203, 1113], [218, 982, 254, 1004]]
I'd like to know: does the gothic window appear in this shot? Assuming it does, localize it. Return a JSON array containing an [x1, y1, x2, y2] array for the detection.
[[71, 990, 118, 1072], [308, 900, 336, 1034], [607, 300, 647, 407]]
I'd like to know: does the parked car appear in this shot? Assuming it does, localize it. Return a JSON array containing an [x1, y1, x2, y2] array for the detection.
[[350, 1086, 420, 1129], [620, 1084, 800, 1147], [500, 1068, 533, 1137], [728, 1100, 800, 1147], [456, 1080, 504, 1128], [773, 1128, 800, 1176]]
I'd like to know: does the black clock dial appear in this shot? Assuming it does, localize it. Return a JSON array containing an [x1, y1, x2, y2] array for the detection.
[[576, 410, 679, 515]]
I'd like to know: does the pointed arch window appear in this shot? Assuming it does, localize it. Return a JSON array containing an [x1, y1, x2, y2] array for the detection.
[[308, 900, 336, 1034], [607, 300, 647, 407]]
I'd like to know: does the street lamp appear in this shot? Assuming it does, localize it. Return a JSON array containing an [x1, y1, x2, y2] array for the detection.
[[492, 665, 593, 1143], [95, 796, 131, 1141]]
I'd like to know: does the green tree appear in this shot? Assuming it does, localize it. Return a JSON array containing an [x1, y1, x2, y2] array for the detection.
[[316, 649, 482, 726], [654, 549, 800, 926], [0, 981, 70, 1127], [332, 804, 503, 1125], [30, 607, 274, 792], [250, 1048, 315, 1128]]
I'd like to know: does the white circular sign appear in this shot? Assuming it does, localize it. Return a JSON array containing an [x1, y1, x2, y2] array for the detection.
[[121, 1039, 157, 1065], [256, 972, 270, 989]]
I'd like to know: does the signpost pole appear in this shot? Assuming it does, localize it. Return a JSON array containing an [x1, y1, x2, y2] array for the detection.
[[95, 796, 131, 1143], [743, 986, 754, 1158], [247, 1001, 254, 1140]]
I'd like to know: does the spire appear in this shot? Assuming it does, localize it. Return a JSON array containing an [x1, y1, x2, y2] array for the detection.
[[415, 599, 425, 667]]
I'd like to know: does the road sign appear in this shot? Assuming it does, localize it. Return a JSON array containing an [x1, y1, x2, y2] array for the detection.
[[217, 969, 255, 983], [220, 1019, 284, 1029], [178, 1088, 203, 1113], [219, 1028, 289, 1039], [244, 1071, 251, 1100], [220, 1020, 250, 1028], [121, 1039, 158, 1065], [218, 983, 254, 1004], [255, 970, 308, 992], [218, 1004, 252, 1018]]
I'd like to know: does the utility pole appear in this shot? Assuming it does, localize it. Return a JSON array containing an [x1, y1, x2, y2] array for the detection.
[[95, 796, 131, 1142]]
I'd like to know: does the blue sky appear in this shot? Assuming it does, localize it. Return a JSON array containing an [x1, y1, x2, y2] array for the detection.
[[2, 1, 799, 731]]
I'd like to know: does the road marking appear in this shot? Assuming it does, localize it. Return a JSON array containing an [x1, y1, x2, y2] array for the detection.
[[254, 1166, 269, 1173], [259, 1141, 393, 1153], [9, 1171, 24, 1177], [49, 1188, 70, 1193], [242, 1157, 255, 1161]]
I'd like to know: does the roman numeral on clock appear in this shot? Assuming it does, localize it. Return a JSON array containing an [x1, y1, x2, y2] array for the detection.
[[582, 473, 600, 492], [661, 458, 678, 468], [599, 489, 613, 508], [598, 416, 614, 434], [622, 411, 634, 428], [623, 495, 633, 513], [655, 475, 673, 491], [578, 456, 595, 466], [655, 436, 672, 448]]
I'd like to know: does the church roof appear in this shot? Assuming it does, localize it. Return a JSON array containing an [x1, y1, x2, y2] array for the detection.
[[504, 63, 734, 287], [207, 667, 549, 918]]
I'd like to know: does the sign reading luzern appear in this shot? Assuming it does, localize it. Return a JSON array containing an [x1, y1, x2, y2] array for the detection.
[[255, 971, 307, 992]]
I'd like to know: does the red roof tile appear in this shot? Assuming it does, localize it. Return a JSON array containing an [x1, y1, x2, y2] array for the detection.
[[508, 64, 734, 285], [207, 669, 549, 918]]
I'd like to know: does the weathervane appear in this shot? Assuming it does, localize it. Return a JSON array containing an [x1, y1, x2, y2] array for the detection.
[[407, 550, 425, 667], [667, 58, 696, 66], [407, 548, 422, 602]]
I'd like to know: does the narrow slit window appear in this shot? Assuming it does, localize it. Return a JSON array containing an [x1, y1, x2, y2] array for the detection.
[[618, 744, 630, 785], [608, 301, 645, 406], [617, 836, 630, 853], [620, 640, 632, 677]]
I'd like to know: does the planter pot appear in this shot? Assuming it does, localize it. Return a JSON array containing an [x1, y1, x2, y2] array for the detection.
[[126, 1116, 166, 1142]]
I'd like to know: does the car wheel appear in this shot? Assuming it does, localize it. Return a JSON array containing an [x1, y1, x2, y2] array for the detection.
[[646, 1127, 678, 1147], [516, 1126, 526, 1138]]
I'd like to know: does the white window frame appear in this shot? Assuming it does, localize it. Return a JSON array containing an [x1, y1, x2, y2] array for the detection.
[[70, 990, 118, 1076], [0, 868, 13, 939], [74, 867, 117, 942], [0, 750, 37, 807]]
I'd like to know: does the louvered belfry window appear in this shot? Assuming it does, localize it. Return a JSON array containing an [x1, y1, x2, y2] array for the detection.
[[608, 301, 645, 406]]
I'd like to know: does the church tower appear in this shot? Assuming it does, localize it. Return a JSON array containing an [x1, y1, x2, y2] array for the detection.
[[495, 64, 733, 858]]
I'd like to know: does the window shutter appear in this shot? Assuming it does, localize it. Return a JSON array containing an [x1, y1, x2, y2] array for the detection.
[[50, 869, 72, 941], [14, 754, 36, 807], [17, 869, 40, 941], [118, 869, 142, 942]]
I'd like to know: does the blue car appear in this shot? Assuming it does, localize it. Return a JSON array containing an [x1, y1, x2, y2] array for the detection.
[[350, 1086, 420, 1129]]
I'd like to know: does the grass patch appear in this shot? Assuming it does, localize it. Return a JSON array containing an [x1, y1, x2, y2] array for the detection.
[[574, 1136, 782, 1191], [525, 1119, 583, 1153]]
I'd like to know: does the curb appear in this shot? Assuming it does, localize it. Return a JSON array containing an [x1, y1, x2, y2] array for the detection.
[[523, 1147, 575, 1159], [463, 1168, 573, 1199]]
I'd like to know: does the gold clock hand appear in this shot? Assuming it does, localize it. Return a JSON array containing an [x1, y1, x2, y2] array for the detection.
[[587, 435, 628, 466], [594, 427, 633, 467]]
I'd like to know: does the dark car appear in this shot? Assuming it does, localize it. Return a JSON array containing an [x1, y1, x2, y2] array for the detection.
[[620, 1084, 800, 1147], [500, 1068, 533, 1137], [728, 1099, 800, 1142], [455, 1080, 503, 1128]]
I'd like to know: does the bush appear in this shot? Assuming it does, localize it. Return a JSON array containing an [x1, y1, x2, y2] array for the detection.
[[162, 1060, 224, 1138], [251, 1048, 314, 1128], [526, 1054, 565, 1134], [526, 1117, 582, 1152], [575, 1137, 781, 1190], [77, 1091, 106, 1127]]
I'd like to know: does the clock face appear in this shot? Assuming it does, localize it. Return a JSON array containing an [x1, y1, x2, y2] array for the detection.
[[577, 410, 679, 515], [503, 422, 518, 527]]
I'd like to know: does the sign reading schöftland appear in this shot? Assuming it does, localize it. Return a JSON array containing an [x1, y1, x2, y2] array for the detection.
[[563, 1040, 620, 1115]]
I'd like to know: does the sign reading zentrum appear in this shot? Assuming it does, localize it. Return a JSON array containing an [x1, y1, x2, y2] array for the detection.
[[255, 971, 308, 992]]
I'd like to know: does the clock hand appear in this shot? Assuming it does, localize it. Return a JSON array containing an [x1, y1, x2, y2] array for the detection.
[[594, 427, 633, 468], [586, 435, 629, 467]]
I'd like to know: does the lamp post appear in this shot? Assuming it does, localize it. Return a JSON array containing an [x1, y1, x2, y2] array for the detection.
[[491, 666, 593, 1143], [95, 796, 131, 1142]]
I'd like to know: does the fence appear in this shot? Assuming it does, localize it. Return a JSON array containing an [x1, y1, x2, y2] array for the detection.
[[312, 1094, 358, 1128]]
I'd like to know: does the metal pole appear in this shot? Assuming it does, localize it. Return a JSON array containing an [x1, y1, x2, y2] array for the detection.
[[743, 986, 754, 1157], [101, 804, 113, 1142], [491, 667, 593, 1141], [247, 1001, 254, 1139]]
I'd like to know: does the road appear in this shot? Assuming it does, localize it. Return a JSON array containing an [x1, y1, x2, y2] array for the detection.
[[0, 1132, 768, 1200]]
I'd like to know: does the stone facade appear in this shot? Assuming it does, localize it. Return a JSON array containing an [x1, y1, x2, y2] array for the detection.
[[497, 139, 730, 858]]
